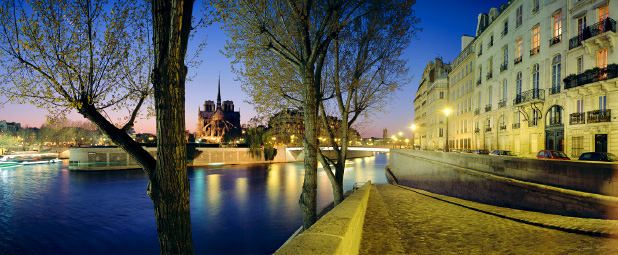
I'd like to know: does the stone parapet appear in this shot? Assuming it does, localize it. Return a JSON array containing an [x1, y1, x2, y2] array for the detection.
[[274, 181, 372, 255]]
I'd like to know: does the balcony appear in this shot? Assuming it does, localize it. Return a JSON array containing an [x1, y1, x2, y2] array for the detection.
[[587, 109, 611, 123], [485, 126, 492, 132], [485, 105, 492, 112], [502, 29, 508, 37], [569, 18, 616, 50], [532, 6, 539, 14], [499, 125, 507, 131], [478, 49, 483, 56], [498, 100, 506, 108], [474, 128, 480, 134], [564, 65, 618, 90], [569, 112, 585, 125], [547, 116, 562, 127], [512, 123, 521, 129], [549, 34, 561, 46], [514, 56, 522, 65], [486, 72, 493, 81], [474, 109, 480, 115], [476, 79, 482, 86], [548, 86, 561, 95], [513, 88, 545, 105], [530, 46, 540, 56], [500, 63, 508, 73], [488, 39, 493, 48]]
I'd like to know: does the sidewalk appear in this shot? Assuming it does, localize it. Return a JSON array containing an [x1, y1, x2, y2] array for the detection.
[[360, 184, 618, 254]]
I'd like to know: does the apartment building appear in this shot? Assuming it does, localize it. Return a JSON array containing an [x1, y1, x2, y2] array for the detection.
[[413, 58, 452, 149], [415, 0, 617, 157]]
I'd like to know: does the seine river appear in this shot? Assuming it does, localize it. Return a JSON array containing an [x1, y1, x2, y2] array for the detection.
[[0, 153, 388, 254]]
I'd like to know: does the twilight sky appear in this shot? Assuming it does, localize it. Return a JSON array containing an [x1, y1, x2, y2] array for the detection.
[[0, 0, 498, 138]]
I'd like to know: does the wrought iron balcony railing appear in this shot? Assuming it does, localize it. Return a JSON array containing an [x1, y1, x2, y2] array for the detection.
[[474, 109, 480, 115], [514, 56, 522, 65], [587, 109, 611, 123], [532, 6, 539, 14], [486, 72, 493, 80], [513, 88, 544, 105], [499, 125, 507, 130], [512, 123, 520, 129], [498, 100, 506, 108], [478, 49, 483, 56], [500, 63, 508, 72], [530, 46, 540, 56], [547, 116, 562, 127], [474, 128, 480, 134], [569, 112, 585, 125], [549, 86, 561, 95], [564, 66, 618, 90], [485, 126, 492, 132], [549, 34, 561, 46], [488, 39, 493, 47], [485, 105, 492, 112], [502, 28, 508, 36], [569, 18, 616, 50], [476, 79, 482, 86]]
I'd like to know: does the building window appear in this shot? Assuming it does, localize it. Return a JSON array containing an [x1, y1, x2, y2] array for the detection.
[[515, 36, 523, 64], [516, 5, 523, 27], [439, 128, 444, 137], [552, 11, 562, 44], [551, 55, 561, 93], [516, 72, 522, 94], [599, 96, 606, 110], [503, 20, 509, 36], [598, 48, 608, 69], [577, 56, 584, 74], [532, 64, 539, 91], [532, 0, 539, 14], [531, 25, 540, 55], [503, 80, 507, 103], [488, 86, 493, 106], [578, 16, 587, 41], [503, 47, 508, 68], [599, 5, 609, 22], [439, 91, 444, 99], [577, 99, 584, 113]]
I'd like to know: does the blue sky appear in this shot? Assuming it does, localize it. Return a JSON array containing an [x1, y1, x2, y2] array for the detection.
[[0, 0, 501, 138]]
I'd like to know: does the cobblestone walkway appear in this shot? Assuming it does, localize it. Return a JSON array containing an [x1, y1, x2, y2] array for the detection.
[[360, 184, 618, 254]]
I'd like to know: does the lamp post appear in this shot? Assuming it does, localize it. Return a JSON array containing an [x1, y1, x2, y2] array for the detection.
[[398, 132, 403, 149], [411, 124, 417, 150], [444, 108, 451, 152]]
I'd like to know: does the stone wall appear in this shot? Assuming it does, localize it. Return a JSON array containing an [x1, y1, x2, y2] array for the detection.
[[389, 149, 618, 219]]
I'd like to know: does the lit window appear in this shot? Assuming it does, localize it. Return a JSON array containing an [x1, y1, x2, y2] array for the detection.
[[599, 5, 609, 22], [553, 11, 562, 40], [516, 36, 523, 59], [598, 48, 607, 69], [531, 25, 540, 55]]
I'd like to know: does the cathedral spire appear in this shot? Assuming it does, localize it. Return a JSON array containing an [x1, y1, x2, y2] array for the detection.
[[217, 73, 221, 110]]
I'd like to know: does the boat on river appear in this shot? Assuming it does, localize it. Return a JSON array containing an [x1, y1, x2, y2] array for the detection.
[[0, 153, 61, 166]]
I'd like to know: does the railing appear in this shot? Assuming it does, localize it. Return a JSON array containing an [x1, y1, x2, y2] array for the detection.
[[588, 109, 611, 123], [570, 113, 586, 125], [512, 123, 520, 129], [488, 39, 493, 47], [486, 72, 493, 80], [549, 34, 561, 46], [478, 49, 482, 56], [485, 105, 492, 112], [500, 125, 507, 130], [549, 86, 561, 95], [474, 109, 480, 115], [569, 18, 616, 50], [530, 46, 540, 56], [500, 63, 508, 72], [485, 126, 492, 132], [532, 6, 539, 14], [514, 56, 522, 65], [477, 79, 482, 86], [502, 28, 508, 36], [474, 128, 480, 134], [513, 88, 545, 105], [564, 66, 618, 89], [498, 100, 506, 108]]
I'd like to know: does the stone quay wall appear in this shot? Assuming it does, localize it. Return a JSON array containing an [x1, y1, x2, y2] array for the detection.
[[389, 149, 618, 219], [69, 146, 375, 170]]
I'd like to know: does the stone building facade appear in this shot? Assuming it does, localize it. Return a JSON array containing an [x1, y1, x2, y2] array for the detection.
[[196, 79, 241, 143], [416, 0, 618, 157]]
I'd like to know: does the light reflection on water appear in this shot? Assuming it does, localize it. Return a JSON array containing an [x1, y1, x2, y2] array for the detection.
[[0, 153, 388, 254]]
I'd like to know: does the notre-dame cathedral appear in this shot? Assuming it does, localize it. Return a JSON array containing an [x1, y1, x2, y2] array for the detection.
[[196, 78, 241, 143]]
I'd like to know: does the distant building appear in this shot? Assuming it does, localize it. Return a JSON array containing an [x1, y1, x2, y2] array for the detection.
[[0, 120, 21, 133], [195, 78, 241, 143], [383, 128, 388, 139]]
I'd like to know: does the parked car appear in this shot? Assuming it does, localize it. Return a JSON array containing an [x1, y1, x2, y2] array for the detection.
[[489, 150, 516, 156], [461, 149, 472, 153], [451, 149, 460, 153], [419, 146, 428, 151], [472, 149, 489, 155], [578, 152, 617, 162], [536, 150, 570, 160], [434, 148, 444, 152]]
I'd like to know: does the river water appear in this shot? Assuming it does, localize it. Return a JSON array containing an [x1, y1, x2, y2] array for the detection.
[[0, 153, 388, 254]]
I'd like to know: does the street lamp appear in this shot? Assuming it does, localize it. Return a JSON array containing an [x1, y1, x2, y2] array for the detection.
[[444, 108, 451, 152]]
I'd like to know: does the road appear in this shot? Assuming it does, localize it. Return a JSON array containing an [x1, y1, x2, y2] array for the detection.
[[360, 184, 618, 254]]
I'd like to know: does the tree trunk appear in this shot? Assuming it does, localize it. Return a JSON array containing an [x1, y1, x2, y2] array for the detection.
[[150, 0, 195, 253], [299, 72, 319, 230]]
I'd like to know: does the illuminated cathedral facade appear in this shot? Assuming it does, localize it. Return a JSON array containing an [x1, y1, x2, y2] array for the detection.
[[196, 79, 241, 143]]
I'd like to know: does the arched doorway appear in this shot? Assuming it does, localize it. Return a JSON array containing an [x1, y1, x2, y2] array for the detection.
[[545, 105, 564, 151]]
